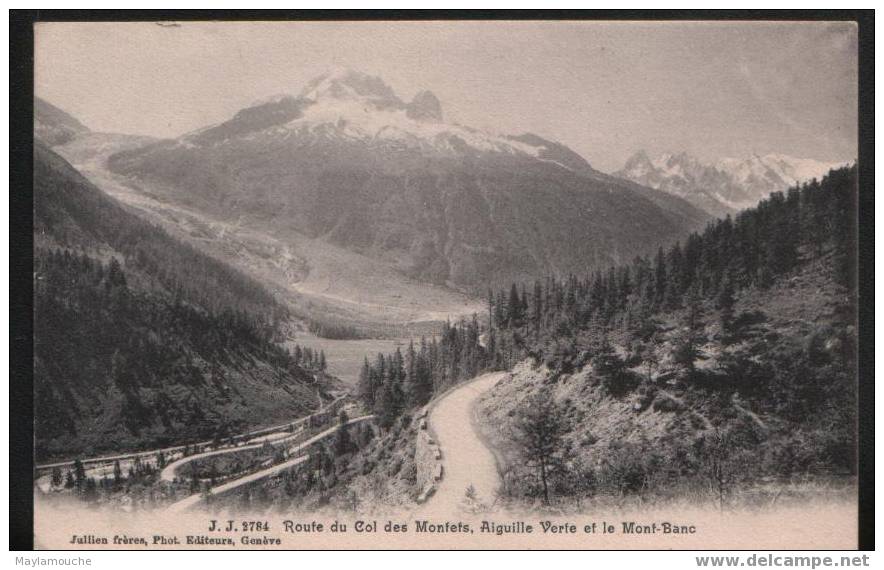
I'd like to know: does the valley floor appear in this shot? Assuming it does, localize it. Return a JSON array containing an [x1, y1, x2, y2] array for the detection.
[[288, 330, 404, 387]]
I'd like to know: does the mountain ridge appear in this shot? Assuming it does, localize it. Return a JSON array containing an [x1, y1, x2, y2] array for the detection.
[[35, 96, 90, 146], [107, 69, 710, 292], [616, 150, 849, 218]]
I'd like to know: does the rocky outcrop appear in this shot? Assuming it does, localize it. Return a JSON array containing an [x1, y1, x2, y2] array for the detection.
[[406, 90, 443, 122]]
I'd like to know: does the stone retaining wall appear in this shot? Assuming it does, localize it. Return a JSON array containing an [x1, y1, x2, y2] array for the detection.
[[413, 406, 443, 503]]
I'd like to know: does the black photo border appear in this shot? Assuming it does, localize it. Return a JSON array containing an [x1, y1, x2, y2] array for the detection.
[[9, 9, 875, 552]]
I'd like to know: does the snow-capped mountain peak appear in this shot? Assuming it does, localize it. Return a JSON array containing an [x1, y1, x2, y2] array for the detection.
[[189, 69, 586, 164], [287, 95, 543, 158], [717, 153, 847, 190], [616, 150, 849, 218], [291, 71, 546, 157], [299, 68, 403, 108]]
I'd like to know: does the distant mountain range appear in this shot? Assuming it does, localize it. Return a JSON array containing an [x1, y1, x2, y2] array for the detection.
[[616, 150, 849, 218], [105, 69, 710, 291]]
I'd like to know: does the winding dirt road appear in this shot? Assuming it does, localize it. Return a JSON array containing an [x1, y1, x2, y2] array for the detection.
[[422, 372, 507, 515], [166, 416, 373, 512]]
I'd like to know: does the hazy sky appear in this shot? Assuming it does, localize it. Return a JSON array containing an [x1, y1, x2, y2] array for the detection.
[[35, 20, 857, 172]]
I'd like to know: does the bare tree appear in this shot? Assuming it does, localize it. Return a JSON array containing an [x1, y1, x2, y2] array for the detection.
[[700, 428, 736, 511]]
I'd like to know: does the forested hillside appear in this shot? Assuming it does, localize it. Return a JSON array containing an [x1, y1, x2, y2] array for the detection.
[[35, 141, 287, 328], [478, 165, 857, 506], [357, 317, 500, 429], [34, 143, 332, 461], [486, 166, 855, 369]]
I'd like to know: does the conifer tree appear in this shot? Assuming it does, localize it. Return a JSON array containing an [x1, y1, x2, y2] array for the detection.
[[334, 411, 352, 456], [654, 247, 667, 306], [717, 276, 736, 336], [512, 391, 573, 505], [51, 467, 63, 488], [508, 284, 523, 327], [357, 357, 374, 406], [376, 375, 404, 430], [73, 458, 86, 492], [673, 285, 705, 375]]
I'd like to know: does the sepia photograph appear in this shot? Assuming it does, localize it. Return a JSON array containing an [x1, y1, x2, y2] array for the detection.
[[10, 12, 872, 552]]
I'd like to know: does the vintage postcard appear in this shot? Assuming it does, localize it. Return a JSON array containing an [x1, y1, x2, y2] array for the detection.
[[26, 17, 864, 550]]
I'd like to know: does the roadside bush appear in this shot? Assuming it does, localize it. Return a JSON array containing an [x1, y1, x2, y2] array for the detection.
[[601, 370, 641, 398], [596, 440, 662, 496], [652, 393, 684, 413]]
